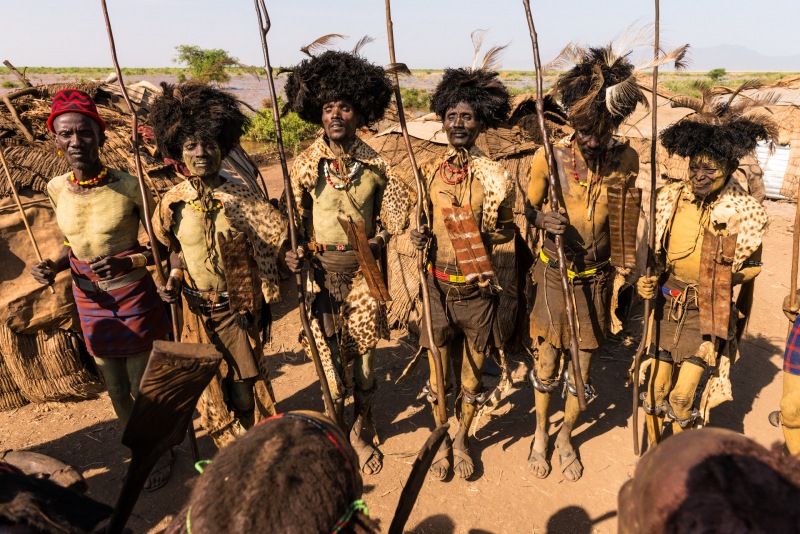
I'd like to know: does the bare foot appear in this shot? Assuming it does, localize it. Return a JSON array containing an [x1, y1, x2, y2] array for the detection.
[[430, 435, 451, 481], [452, 433, 474, 479], [527, 428, 551, 479]]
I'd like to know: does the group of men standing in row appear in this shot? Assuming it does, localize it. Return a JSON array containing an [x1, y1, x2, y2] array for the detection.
[[29, 36, 793, 492]]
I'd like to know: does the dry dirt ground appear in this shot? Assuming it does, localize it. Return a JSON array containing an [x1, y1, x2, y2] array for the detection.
[[1, 165, 795, 533]]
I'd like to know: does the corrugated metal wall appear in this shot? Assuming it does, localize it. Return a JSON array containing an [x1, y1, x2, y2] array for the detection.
[[757, 141, 790, 200]]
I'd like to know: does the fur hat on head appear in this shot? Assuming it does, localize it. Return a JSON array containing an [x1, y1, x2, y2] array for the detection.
[[555, 46, 647, 135], [284, 37, 392, 127], [430, 67, 512, 129], [551, 27, 689, 135], [149, 82, 249, 161], [660, 81, 779, 163]]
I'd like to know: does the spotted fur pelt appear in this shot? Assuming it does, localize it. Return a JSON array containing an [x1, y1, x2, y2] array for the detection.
[[290, 135, 413, 236], [654, 177, 768, 272], [153, 178, 287, 303], [420, 145, 515, 234]]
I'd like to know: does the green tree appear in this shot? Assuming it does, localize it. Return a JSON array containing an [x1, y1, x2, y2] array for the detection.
[[173, 45, 242, 84], [708, 68, 727, 82], [246, 98, 318, 156]]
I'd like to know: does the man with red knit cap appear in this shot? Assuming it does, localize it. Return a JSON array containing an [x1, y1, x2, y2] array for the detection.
[[30, 88, 172, 491]]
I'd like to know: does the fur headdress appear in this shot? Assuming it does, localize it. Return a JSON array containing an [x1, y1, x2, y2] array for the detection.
[[430, 31, 511, 129], [284, 35, 392, 127], [550, 25, 689, 134], [149, 82, 249, 161], [660, 81, 779, 163]]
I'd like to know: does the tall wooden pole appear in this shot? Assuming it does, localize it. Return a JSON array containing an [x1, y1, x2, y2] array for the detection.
[[99, 0, 198, 462], [631, 0, 661, 457], [521, 0, 586, 411], [252, 0, 337, 422], [0, 150, 54, 294], [384, 0, 447, 424]]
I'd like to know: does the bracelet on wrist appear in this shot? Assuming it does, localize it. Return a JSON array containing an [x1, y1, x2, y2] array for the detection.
[[129, 253, 148, 269]]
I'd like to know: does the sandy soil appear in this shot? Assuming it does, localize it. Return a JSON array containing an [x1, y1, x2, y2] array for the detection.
[[1, 166, 794, 533]]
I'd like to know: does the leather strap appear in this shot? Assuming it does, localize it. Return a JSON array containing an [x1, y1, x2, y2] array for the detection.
[[71, 267, 147, 293]]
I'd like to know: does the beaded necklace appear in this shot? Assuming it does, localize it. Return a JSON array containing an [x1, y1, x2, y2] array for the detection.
[[439, 158, 469, 185], [70, 166, 108, 187], [570, 141, 607, 186], [188, 198, 223, 213], [323, 159, 361, 190]]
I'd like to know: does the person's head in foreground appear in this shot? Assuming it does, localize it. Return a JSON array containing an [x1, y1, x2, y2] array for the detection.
[[166, 411, 379, 533], [618, 428, 800, 533]]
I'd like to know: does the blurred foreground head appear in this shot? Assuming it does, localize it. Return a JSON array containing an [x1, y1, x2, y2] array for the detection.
[[618, 428, 800, 533], [166, 411, 379, 534]]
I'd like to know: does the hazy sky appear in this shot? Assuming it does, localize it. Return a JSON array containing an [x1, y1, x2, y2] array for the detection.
[[2, 1, 799, 70]]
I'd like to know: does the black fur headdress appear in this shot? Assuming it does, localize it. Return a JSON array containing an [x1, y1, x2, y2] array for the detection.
[[149, 82, 249, 161], [550, 26, 689, 134], [660, 81, 779, 163], [284, 36, 392, 127], [430, 31, 511, 129]]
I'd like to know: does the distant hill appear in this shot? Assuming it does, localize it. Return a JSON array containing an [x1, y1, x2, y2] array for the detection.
[[689, 45, 800, 72]]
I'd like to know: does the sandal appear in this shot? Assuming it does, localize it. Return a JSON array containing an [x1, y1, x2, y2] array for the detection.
[[527, 444, 551, 479], [354, 440, 383, 476], [452, 447, 475, 479], [556, 446, 583, 482], [429, 435, 451, 481], [144, 448, 174, 492]]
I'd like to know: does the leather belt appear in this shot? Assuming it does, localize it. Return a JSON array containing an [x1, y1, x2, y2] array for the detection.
[[307, 242, 353, 253], [71, 267, 147, 293], [539, 249, 609, 279], [427, 262, 467, 284], [182, 286, 229, 312]]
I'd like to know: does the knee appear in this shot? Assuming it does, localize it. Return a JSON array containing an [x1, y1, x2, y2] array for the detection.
[[230, 381, 255, 411], [781, 390, 800, 427], [668, 388, 694, 416], [535, 343, 559, 380]]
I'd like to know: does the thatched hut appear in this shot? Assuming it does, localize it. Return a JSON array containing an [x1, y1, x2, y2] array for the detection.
[[367, 95, 570, 348], [0, 79, 263, 411]]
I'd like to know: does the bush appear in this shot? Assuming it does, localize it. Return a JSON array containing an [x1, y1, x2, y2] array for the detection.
[[174, 45, 242, 84], [708, 68, 727, 82], [1, 80, 16, 88], [399, 87, 431, 110], [246, 99, 318, 155]]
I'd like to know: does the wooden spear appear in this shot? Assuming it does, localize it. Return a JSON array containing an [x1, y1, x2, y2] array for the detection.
[[631, 0, 661, 456], [252, 0, 337, 422], [0, 149, 54, 294], [99, 0, 200, 463], [789, 181, 800, 337], [521, 0, 586, 411], [384, 0, 447, 424]]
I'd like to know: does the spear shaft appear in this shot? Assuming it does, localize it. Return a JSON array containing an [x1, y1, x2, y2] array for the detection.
[[631, 0, 661, 456], [252, 0, 337, 422], [384, 0, 447, 424], [99, 0, 197, 462], [521, 0, 586, 411]]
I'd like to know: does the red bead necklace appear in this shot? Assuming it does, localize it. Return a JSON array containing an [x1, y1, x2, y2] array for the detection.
[[323, 159, 361, 190], [571, 142, 607, 186], [439, 159, 469, 185], [70, 166, 108, 187]]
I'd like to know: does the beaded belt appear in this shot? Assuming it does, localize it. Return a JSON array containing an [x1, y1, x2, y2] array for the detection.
[[426, 263, 467, 284], [539, 249, 609, 279], [661, 286, 681, 297], [71, 267, 147, 293], [307, 242, 353, 253], [182, 286, 229, 311]]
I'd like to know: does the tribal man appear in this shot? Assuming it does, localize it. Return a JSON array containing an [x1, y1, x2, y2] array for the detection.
[[637, 83, 775, 444], [283, 47, 410, 475], [524, 47, 642, 481], [30, 89, 172, 490], [410, 66, 515, 480], [150, 83, 286, 445]]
